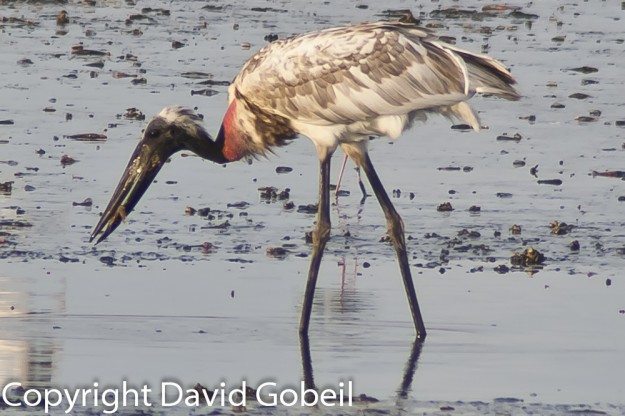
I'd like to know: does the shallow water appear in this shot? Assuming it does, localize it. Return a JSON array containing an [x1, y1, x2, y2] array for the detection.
[[1, 0, 625, 414]]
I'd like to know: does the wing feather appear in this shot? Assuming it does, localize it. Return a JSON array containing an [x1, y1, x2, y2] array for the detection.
[[231, 21, 518, 136]]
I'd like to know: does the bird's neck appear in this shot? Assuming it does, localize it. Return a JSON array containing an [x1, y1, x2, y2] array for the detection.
[[214, 100, 250, 162], [184, 126, 229, 164], [183, 102, 246, 165]]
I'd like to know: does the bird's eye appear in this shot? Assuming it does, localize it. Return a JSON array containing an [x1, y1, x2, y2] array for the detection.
[[148, 128, 160, 138]]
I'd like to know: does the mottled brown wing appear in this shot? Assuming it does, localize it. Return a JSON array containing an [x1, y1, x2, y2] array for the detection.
[[231, 22, 472, 127]]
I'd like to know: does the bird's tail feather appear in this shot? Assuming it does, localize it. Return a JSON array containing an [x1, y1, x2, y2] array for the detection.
[[444, 44, 521, 101]]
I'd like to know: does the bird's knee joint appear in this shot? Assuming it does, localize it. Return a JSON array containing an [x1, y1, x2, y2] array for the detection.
[[386, 219, 406, 249], [313, 222, 331, 245]]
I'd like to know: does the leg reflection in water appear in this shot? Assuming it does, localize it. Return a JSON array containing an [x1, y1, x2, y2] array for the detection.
[[299, 333, 424, 402]]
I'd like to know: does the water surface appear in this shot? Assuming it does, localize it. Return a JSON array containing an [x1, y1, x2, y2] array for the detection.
[[1, 0, 624, 414]]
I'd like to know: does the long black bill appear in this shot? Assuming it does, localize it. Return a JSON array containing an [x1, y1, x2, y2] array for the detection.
[[90, 139, 172, 244]]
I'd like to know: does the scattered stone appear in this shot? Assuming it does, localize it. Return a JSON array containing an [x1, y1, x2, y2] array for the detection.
[[581, 79, 599, 85], [190, 88, 218, 96], [72, 198, 93, 207], [123, 107, 145, 121], [275, 166, 293, 174], [227, 201, 249, 209], [494, 397, 523, 404], [259, 186, 278, 200], [457, 229, 480, 238], [550, 221, 573, 235], [141, 7, 171, 15], [451, 123, 473, 131], [592, 170, 625, 179], [437, 202, 453, 212], [511, 247, 544, 266], [569, 93, 591, 99], [575, 115, 597, 122], [0, 220, 32, 228], [197, 79, 231, 86], [250, 7, 287, 13], [494, 264, 510, 274], [112, 71, 137, 79], [266, 246, 289, 259], [519, 114, 536, 122], [509, 10, 538, 19], [496, 132, 522, 141], [60, 155, 77, 166], [297, 204, 318, 214], [71, 45, 108, 56], [196, 207, 211, 217], [0, 181, 12, 193], [537, 179, 562, 186], [64, 133, 107, 141], [99, 256, 115, 266], [568, 66, 599, 74]]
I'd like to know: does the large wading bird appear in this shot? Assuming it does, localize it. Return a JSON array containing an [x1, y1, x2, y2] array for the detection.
[[90, 20, 519, 341]]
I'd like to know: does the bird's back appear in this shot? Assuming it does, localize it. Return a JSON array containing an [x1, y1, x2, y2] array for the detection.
[[224, 21, 519, 157]]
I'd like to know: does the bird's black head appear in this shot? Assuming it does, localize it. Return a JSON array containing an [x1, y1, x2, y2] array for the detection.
[[90, 106, 225, 244]]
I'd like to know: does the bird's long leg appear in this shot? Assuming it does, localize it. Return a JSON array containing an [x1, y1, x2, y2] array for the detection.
[[335, 154, 369, 201], [360, 152, 427, 340], [356, 166, 369, 204], [334, 154, 349, 197], [299, 151, 332, 335]]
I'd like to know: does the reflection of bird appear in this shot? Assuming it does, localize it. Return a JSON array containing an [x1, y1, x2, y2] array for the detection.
[[90, 20, 519, 340]]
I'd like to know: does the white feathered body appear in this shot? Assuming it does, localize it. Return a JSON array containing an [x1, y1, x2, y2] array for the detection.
[[218, 21, 519, 161]]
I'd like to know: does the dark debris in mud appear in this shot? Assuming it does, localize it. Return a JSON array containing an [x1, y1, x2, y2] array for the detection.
[[4, 204, 608, 272], [0, 2, 624, 414], [0, 0, 620, 289], [0, 181, 13, 194], [64, 133, 107, 142], [511, 247, 545, 267]]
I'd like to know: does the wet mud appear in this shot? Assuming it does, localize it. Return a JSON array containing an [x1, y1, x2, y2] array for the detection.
[[1, 0, 625, 414]]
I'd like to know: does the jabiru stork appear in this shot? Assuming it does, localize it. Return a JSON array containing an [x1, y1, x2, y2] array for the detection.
[[90, 20, 520, 341]]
